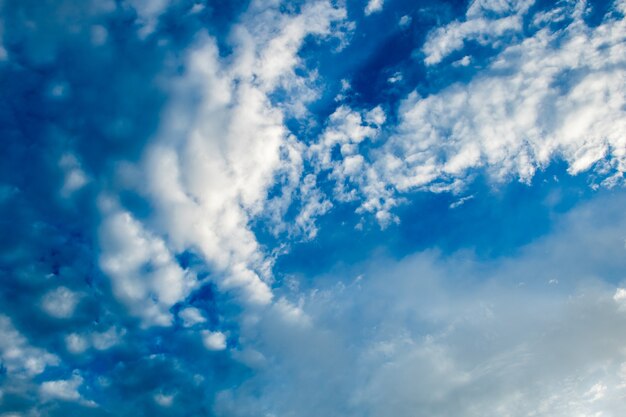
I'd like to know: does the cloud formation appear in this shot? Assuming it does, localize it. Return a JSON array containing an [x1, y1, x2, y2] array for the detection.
[[423, 0, 534, 65], [114, 0, 349, 313], [215, 192, 626, 417], [1, 0, 625, 415], [317, 0, 626, 222], [365, 0, 385, 16]]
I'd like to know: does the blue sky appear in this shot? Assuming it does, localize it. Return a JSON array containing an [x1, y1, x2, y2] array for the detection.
[[1, 0, 626, 415]]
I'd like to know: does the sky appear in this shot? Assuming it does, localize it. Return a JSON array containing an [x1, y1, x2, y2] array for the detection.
[[1, 0, 626, 415]]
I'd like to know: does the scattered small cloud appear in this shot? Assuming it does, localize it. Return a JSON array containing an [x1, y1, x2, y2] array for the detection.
[[202, 330, 227, 351], [365, 0, 384, 16]]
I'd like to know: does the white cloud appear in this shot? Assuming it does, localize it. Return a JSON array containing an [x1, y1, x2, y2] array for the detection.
[[100, 0, 349, 317], [292, 173, 333, 239], [336, 3, 626, 222], [41, 286, 80, 319], [99, 203, 196, 326], [39, 373, 84, 402], [2, 0, 626, 415], [308, 105, 397, 226], [0, 315, 59, 377], [127, 0, 170, 38], [614, 288, 626, 302], [178, 307, 206, 327], [365, 0, 384, 16], [65, 327, 124, 354], [214, 193, 626, 417], [614, 288, 626, 312], [399, 15, 412, 28], [422, 0, 534, 65], [91, 326, 125, 350], [453, 55, 472, 67], [238, 1, 347, 92], [387, 71, 403, 83], [202, 330, 227, 351], [65, 333, 89, 354], [154, 392, 175, 407], [449, 194, 474, 208], [59, 154, 88, 196], [467, 0, 534, 16]]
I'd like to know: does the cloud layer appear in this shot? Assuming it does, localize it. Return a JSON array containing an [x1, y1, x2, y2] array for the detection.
[[1, 0, 625, 416], [215, 192, 626, 417]]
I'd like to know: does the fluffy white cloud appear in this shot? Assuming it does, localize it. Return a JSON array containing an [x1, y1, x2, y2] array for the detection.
[[613, 287, 626, 312], [365, 0, 384, 16], [127, 0, 170, 38], [0, 315, 59, 377], [399, 15, 411, 28], [308, 105, 394, 225], [178, 307, 207, 327], [330, 1, 626, 222], [101, 0, 349, 317], [202, 330, 227, 351], [65, 333, 89, 354], [65, 327, 124, 354], [99, 202, 196, 326], [41, 286, 80, 319], [39, 373, 84, 402], [91, 326, 125, 350]]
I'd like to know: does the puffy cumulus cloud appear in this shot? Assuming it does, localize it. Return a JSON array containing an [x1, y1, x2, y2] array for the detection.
[[1, 0, 351, 413], [39, 373, 85, 403], [111, 0, 349, 311], [126, 0, 170, 38], [0, 315, 59, 377], [307, 105, 397, 226], [90, 326, 125, 350], [41, 286, 81, 319], [234, 0, 348, 92], [423, 0, 535, 65], [323, 0, 626, 223], [398, 2, 626, 178], [0, 0, 180, 329], [65, 333, 90, 355], [214, 192, 626, 417], [178, 306, 207, 327], [99, 201, 196, 326], [202, 330, 227, 351], [65, 326, 125, 354], [364, 0, 384, 16]]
